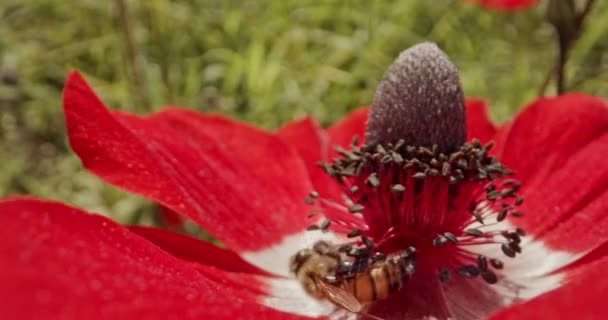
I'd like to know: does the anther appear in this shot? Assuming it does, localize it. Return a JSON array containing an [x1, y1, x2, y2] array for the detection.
[[511, 210, 524, 217], [501, 244, 517, 258], [441, 162, 451, 176], [433, 235, 448, 247], [477, 255, 488, 272], [465, 228, 483, 236], [456, 265, 481, 278], [438, 268, 451, 283], [320, 220, 331, 232], [444, 232, 458, 244], [391, 184, 406, 192], [347, 230, 362, 238], [490, 258, 504, 269], [361, 236, 375, 249], [366, 173, 380, 188], [486, 190, 500, 200], [348, 204, 365, 213], [412, 172, 426, 180], [497, 208, 508, 222], [472, 210, 485, 224], [481, 270, 498, 284]]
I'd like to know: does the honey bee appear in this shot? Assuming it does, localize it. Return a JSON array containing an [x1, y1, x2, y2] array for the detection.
[[290, 241, 415, 318]]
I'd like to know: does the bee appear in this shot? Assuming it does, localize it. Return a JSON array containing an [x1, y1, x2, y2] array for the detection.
[[290, 241, 415, 318]]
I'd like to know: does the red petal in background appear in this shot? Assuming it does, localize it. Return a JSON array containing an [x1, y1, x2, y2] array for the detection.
[[63, 72, 314, 256], [465, 98, 496, 143], [157, 205, 185, 228], [0, 198, 302, 320], [495, 94, 608, 253], [327, 107, 369, 154], [498, 94, 608, 185], [278, 117, 342, 200], [467, 0, 538, 11], [489, 256, 608, 320]]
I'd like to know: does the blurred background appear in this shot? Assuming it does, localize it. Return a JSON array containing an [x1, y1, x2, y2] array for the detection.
[[1, 0, 606, 227]]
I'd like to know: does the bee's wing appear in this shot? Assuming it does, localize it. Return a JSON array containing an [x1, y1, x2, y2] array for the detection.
[[315, 279, 362, 313]]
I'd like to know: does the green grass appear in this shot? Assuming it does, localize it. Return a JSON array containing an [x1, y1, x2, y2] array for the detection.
[[1, 0, 606, 224]]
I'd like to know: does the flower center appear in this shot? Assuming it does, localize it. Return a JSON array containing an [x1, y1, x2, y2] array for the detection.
[[306, 137, 525, 285]]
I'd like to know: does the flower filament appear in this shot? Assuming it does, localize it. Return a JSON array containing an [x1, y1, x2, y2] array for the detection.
[[306, 137, 525, 285]]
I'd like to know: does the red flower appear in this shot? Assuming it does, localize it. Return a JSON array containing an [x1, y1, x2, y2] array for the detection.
[[1, 43, 607, 319], [466, 0, 538, 11]]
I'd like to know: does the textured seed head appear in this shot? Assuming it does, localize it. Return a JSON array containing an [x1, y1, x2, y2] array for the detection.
[[366, 42, 466, 153]]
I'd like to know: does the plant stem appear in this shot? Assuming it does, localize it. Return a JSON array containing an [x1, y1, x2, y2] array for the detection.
[[115, 0, 151, 112], [540, 0, 595, 95], [577, 0, 596, 27], [555, 28, 570, 94]]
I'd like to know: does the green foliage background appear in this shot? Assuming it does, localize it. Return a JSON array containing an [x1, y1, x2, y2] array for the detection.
[[1, 0, 606, 225]]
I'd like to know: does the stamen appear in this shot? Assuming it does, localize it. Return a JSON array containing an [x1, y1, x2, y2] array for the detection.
[[299, 42, 525, 291], [301, 138, 525, 287]]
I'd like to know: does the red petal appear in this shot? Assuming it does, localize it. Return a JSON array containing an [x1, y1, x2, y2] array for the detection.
[[489, 256, 608, 320], [497, 94, 608, 252], [467, 0, 538, 11], [128, 226, 271, 276], [278, 117, 341, 200], [465, 98, 496, 143], [499, 94, 608, 186], [327, 107, 369, 152], [63, 72, 314, 256], [0, 198, 303, 320]]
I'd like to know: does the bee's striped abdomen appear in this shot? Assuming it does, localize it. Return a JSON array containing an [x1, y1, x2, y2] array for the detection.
[[341, 251, 413, 303]]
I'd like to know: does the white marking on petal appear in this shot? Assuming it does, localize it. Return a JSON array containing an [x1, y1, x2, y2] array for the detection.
[[242, 229, 342, 276], [467, 219, 580, 276], [261, 277, 359, 319], [464, 218, 577, 304], [262, 277, 335, 317]]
